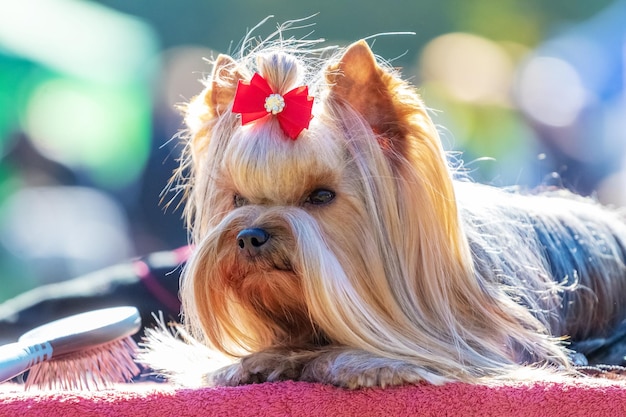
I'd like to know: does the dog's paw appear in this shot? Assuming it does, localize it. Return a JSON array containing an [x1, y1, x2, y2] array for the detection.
[[209, 351, 304, 386], [301, 349, 426, 388], [312, 363, 424, 389], [338, 364, 424, 388]]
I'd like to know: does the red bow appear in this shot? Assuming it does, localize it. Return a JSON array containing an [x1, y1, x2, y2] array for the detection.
[[231, 73, 314, 140]]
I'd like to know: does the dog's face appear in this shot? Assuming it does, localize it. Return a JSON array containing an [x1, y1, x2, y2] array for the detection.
[[177, 40, 570, 378], [190, 117, 354, 351]]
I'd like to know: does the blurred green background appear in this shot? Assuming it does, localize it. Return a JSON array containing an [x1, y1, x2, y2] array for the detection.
[[0, 0, 624, 302]]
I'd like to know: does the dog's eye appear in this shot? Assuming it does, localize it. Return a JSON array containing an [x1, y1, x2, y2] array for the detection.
[[233, 194, 248, 208], [305, 189, 335, 206]]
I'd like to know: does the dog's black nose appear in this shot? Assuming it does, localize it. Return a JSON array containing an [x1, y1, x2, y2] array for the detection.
[[237, 228, 270, 257]]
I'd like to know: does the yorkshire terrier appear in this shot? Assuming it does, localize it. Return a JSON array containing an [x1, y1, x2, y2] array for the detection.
[[143, 33, 626, 388]]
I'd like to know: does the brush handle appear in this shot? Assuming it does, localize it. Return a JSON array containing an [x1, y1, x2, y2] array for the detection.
[[0, 341, 53, 383]]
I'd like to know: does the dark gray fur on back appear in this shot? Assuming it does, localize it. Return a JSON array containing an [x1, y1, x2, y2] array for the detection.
[[459, 181, 626, 364]]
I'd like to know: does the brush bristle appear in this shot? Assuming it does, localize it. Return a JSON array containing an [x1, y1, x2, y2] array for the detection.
[[25, 336, 140, 390]]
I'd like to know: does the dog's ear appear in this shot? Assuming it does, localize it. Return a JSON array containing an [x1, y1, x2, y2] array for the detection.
[[185, 54, 245, 156], [326, 40, 411, 155], [207, 54, 245, 117]]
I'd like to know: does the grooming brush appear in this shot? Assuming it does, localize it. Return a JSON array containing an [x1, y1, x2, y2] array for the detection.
[[0, 306, 141, 390]]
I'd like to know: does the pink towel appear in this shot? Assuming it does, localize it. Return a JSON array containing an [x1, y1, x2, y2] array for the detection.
[[2, 378, 626, 417]]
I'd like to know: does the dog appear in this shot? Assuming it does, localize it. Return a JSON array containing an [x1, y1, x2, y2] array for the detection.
[[142, 33, 626, 389]]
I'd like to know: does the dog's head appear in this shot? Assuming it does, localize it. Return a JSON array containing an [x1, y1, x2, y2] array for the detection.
[[176, 39, 569, 380]]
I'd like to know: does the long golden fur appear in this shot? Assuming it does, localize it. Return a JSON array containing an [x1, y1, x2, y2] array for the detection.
[[145, 29, 626, 388]]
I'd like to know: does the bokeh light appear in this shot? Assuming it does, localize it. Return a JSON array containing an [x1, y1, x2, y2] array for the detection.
[[1, 186, 132, 270], [24, 78, 151, 188], [0, 0, 156, 84], [516, 57, 587, 128], [420, 33, 515, 105]]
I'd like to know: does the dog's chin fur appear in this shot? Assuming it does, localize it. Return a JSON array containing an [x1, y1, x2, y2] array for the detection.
[[142, 30, 626, 388]]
